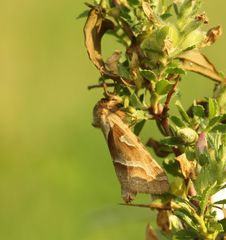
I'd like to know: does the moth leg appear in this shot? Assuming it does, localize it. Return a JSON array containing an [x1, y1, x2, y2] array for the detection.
[[102, 79, 116, 98]]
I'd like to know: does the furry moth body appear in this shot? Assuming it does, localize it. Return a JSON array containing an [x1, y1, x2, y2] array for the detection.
[[93, 97, 169, 203]]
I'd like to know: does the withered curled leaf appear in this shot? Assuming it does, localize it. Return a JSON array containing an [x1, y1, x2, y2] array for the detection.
[[84, 5, 114, 73], [157, 210, 170, 234], [178, 50, 223, 82], [105, 50, 121, 75], [146, 224, 159, 240], [131, 52, 143, 89], [93, 97, 169, 203], [175, 153, 194, 179], [146, 138, 172, 158], [84, 5, 134, 85], [141, 0, 158, 25], [203, 26, 222, 47]]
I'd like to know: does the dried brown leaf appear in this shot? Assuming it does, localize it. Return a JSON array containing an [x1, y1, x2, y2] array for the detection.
[[146, 224, 159, 240], [157, 210, 170, 234], [175, 153, 193, 179], [112, 0, 130, 8], [146, 138, 172, 157], [84, 5, 114, 72], [178, 50, 223, 82], [141, 0, 158, 24], [84, 5, 134, 85], [105, 50, 121, 75], [119, 17, 134, 41], [131, 52, 143, 89], [203, 26, 222, 47]]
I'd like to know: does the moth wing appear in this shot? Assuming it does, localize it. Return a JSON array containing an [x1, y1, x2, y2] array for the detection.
[[107, 115, 169, 200]]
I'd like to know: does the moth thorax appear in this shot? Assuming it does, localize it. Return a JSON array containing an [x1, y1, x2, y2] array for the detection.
[[92, 102, 108, 127]]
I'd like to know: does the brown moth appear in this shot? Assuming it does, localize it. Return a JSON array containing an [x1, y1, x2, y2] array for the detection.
[[93, 97, 169, 203]]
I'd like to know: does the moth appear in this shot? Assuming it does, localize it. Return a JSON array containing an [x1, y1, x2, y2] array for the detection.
[[93, 96, 169, 203]]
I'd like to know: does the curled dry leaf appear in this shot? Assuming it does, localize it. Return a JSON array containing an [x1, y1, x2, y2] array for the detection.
[[175, 153, 194, 179], [119, 17, 135, 41], [84, 5, 134, 85], [105, 50, 122, 75], [141, 0, 158, 25], [178, 50, 224, 82], [131, 52, 143, 89], [146, 138, 172, 157], [146, 224, 159, 240], [203, 26, 222, 47], [84, 5, 114, 72], [157, 210, 170, 234]]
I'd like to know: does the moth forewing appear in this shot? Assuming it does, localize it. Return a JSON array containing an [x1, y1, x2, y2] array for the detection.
[[93, 98, 169, 203]]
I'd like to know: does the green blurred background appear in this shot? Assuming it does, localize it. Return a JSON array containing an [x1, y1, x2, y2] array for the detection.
[[0, 1, 225, 239]]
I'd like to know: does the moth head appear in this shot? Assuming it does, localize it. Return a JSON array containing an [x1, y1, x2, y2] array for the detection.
[[92, 96, 123, 128]]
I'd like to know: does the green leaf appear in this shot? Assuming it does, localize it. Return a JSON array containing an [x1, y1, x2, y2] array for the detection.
[[166, 67, 186, 75], [134, 120, 146, 136], [185, 148, 196, 160], [118, 62, 130, 79], [172, 230, 197, 240], [161, 13, 172, 20], [211, 123, 226, 133], [200, 181, 218, 216], [213, 199, 226, 205], [131, 109, 149, 121], [163, 158, 181, 176], [129, 92, 144, 109], [207, 220, 224, 235], [169, 215, 183, 232], [206, 116, 222, 130], [193, 105, 205, 118], [127, 0, 139, 5], [222, 114, 226, 121], [198, 153, 209, 166], [173, 3, 179, 16], [195, 157, 223, 194], [175, 101, 191, 124], [221, 183, 226, 190], [160, 136, 183, 146], [140, 69, 156, 81], [172, 198, 195, 214], [157, 25, 170, 44], [123, 96, 130, 108], [174, 209, 198, 232], [77, 10, 89, 19], [156, 79, 173, 95], [219, 219, 226, 233], [208, 98, 219, 118], [171, 116, 186, 128]]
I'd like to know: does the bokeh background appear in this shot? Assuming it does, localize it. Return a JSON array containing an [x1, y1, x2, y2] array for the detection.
[[0, 1, 225, 239]]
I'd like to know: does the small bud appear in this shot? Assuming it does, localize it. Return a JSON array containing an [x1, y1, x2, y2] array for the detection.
[[127, 106, 136, 114], [177, 127, 198, 145]]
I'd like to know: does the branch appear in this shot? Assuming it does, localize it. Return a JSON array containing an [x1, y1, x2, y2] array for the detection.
[[161, 78, 180, 135], [87, 82, 115, 90]]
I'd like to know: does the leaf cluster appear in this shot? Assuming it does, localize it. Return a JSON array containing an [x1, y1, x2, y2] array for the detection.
[[82, 0, 226, 239]]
